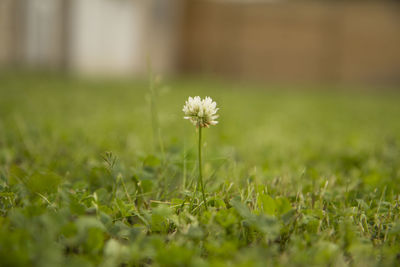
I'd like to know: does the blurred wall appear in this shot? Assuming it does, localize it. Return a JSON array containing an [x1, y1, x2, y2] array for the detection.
[[69, 0, 144, 75], [1, 0, 399, 85], [0, 0, 24, 66], [0, 0, 67, 68], [0, 0, 183, 75], [24, 0, 66, 68], [180, 1, 400, 85], [0, 0, 12, 65]]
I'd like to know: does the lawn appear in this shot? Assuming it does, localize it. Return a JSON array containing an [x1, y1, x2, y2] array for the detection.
[[0, 73, 400, 266]]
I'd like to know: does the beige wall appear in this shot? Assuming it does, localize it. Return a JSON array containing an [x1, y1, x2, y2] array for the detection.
[[24, 0, 65, 67], [0, 0, 67, 69], [69, 0, 146, 75], [180, 1, 400, 84], [1, 0, 399, 85], [0, 0, 20, 66], [0, 0, 183, 75], [68, 0, 183, 76]]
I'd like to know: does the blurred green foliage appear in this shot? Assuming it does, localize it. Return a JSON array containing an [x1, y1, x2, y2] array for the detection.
[[0, 73, 400, 266]]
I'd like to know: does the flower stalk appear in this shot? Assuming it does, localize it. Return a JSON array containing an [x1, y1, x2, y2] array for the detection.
[[183, 96, 219, 211], [198, 126, 207, 209]]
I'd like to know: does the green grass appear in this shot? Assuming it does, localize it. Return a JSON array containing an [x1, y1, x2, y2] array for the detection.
[[1, 73, 400, 267]]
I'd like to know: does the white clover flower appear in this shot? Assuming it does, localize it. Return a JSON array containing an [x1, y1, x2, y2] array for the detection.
[[183, 96, 219, 128]]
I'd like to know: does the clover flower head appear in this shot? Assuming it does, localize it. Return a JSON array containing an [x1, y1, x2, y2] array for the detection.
[[183, 96, 219, 128]]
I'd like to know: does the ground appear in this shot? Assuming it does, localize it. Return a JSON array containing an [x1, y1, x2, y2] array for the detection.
[[0, 73, 400, 266]]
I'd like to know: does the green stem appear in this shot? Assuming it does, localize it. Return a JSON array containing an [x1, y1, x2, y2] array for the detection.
[[198, 127, 207, 209]]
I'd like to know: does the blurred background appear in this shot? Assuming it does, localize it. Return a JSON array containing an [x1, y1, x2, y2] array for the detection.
[[1, 0, 399, 87]]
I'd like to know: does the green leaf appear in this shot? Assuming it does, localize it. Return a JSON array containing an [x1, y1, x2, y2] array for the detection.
[[143, 155, 160, 168], [259, 194, 276, 216], [75, 216, 106, 234], [116, 198, 128, 218], [140, 179, 153, 193], [150, 205, 172, 233], [83, 228, 104, 254], [8, 164, 27, 185], [275, 197, 292, 215], [26, 171, 61, 194], [230, 197, 252, 219], [104, 239, 129, 260]]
